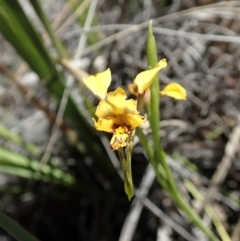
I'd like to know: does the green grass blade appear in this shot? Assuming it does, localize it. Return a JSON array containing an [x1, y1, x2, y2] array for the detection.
[[146, 21, 161, 164], [146, 21, 219, 241], [0, 147, 75, 185], [0, 165, 75, 185], [0, 0, 55, 78], [0, 0, 119, 180], [0, 210, 39, 241], [0, 124, 40, 156], [29, 0, 68, 58]]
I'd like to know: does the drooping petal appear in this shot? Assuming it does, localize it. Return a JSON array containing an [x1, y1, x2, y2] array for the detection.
[[133, 59, 167, 94], [160, 83, 187, 100], [125, 114, 146, 130], [93, 118, 115, 133], [83, 69, 111, 99]]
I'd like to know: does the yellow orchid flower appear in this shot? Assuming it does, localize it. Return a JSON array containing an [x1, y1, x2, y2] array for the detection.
[[82, 59, 186, 150], [93, 88, 146, 150], [82, 59, 187, 200]]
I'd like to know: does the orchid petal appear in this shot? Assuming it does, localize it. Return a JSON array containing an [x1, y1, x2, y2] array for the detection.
[[160, 83, 187, 100], [83, 69, 111, 99], [134, 59, 167, 94]]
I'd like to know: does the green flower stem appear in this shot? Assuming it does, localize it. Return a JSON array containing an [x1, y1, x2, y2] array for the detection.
[[125, 130, 135, 200], [0, 210, 39, 241], [136, 128, 169, 191], [30, 0, 68, 58], [147, 24, 160, 158], [118, 147, 134, 200], [146, 21, 219, 241]]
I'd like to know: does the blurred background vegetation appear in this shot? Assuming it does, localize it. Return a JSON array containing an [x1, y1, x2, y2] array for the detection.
[[0, 0, 240, 241]]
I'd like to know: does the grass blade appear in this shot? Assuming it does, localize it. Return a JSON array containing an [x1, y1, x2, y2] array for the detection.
[[0, 147, 75, 185], [29, 0, 68, 58], [0, 124, 40, 156], [0, 0, 119, 180], [0, 211, 39, 241], [146, 21, 219, 241]]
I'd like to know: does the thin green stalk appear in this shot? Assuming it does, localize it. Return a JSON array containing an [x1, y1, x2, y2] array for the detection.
[[136, 128, 168, 191], [146, 21, 219, 241], [0, 210, 39, 241], [29, 0, 68, 58], [125, 130, 135, 200], [118, 147, 133, 200], [147, 22, 161, 160]]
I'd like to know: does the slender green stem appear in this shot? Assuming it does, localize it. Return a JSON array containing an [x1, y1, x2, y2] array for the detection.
[[147, 22, 161, 162], [0, 211, 39, 241], [138, 127, 209, 238], [118, 147, 133, 200], [30, 0, 68, 58], [136, 128, 169, 190], [146, 21, 219, 241], [125, 131, 135, 200]]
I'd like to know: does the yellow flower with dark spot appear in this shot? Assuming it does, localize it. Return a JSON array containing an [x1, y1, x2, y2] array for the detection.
[[82, 59, 186, 150], [93, 88, 146, 150]]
